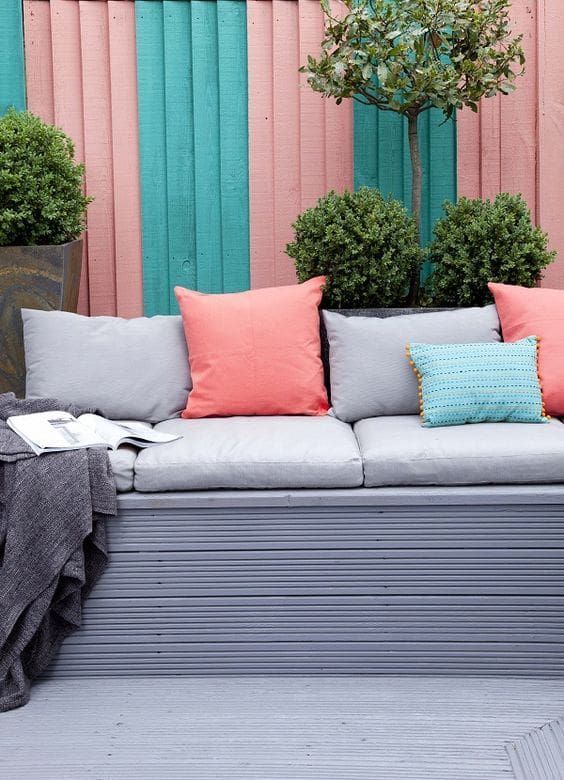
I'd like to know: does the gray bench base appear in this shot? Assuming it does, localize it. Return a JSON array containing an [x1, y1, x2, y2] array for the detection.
[[45, 487, 564, 678]]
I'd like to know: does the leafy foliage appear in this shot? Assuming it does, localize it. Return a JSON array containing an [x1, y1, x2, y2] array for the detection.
[[0, 109, 90, 246], [303, 0, 525, 118], [302, 0, 526, 304], [425, 194, 556, 307], [286, 188, 423, 308]]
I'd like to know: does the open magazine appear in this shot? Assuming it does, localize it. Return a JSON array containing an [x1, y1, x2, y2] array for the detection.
[[7, 411, 181, 456]]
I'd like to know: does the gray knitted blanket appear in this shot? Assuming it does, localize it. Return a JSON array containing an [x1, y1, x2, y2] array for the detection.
[[0, 394, 117, 712]]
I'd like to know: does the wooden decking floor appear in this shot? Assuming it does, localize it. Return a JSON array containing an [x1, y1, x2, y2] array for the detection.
[[1, 676, 563, 779]]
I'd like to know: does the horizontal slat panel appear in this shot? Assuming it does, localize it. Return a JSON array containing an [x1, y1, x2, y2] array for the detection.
[[45, 501, 564, 678]]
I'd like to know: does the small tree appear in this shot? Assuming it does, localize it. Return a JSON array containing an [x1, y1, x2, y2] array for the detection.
[[303, 0, 525, 302]]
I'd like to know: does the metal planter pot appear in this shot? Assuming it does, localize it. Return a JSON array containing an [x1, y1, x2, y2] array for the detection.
[[0, 238, 82, 397]]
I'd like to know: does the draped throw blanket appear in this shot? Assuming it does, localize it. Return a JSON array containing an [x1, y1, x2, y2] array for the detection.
[[0, 394, 116, 712]]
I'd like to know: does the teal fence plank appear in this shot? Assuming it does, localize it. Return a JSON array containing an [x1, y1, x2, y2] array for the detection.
[[191, 0, 223, 294], [136, 0, 170, 316], [136, 0, 249, 312], [163, 0, 196, 313], [217, 0, 250, 293], [354, 105, 457, 255], [0, 0, 26, 115]]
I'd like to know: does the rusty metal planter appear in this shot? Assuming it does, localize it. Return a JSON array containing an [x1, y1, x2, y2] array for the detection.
[[0, 239, 82, 397]]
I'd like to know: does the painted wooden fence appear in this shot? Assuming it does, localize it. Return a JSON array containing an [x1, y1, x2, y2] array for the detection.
[[23, 0, 143, 316], [2, 0, 564, 314]]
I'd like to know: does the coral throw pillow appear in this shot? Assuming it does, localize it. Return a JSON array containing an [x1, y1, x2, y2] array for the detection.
[[174, 277, 329, 418], [489, 282, 564, 416]]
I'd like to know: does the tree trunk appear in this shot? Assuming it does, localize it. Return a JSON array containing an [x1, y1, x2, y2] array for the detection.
[[407, 112, 423, 305]]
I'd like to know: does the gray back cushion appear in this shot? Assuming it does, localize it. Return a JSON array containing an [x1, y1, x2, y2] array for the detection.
[[22, 309, 191, 423], [323, 306, 501, 422]]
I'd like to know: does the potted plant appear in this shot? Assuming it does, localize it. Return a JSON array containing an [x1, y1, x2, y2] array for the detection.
[[286, 186, 423, 312], [425, 194, 556, 306], [0, 110, 90, 397], [302, 0, 525, 304]]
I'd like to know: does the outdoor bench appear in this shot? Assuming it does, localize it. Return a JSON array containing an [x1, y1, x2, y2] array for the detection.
[[47, 485, 564, 678], [20, 306, 564, 679]]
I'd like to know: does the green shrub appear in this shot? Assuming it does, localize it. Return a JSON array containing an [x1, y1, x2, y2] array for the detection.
[[0, 109, 90, 246], [425, 194, 555, 307], [286, 187, 422, 309]]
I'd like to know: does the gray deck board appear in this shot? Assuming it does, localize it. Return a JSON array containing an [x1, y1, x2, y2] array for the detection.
[[2, 676, 564, 779]]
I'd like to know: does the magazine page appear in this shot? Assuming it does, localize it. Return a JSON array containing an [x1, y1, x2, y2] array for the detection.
[[78, 415, 180, 449], [7, 411, 107, 455]]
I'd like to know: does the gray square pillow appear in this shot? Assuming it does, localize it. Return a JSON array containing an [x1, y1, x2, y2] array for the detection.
[[22, 309, 191, 423], [323, 306, 501, 423]]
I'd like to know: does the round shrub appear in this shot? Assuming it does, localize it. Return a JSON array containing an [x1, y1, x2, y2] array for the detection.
[[286, 187, 422, 309], [0, 109, 90, 246], [425, 193, 555, 307]]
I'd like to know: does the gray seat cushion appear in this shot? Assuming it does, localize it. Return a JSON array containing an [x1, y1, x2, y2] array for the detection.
[[355, 416, 564, 487], [134, 416, 363, 491], [323, 306, 501, 422], [107, 421, 152, 493], [108, 447, 137, 493]]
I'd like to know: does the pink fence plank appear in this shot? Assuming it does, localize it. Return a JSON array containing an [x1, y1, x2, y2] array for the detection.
[[537, 0, 564, 288], [247, 0, 276, 290], [108, 0, 143, 318], [298, 0, 326, 209], [49, 0, 90, 314], [272, 0, 301, 286], [248, 0, 353, 288], [456, 106, 481, 201], [79, 0, 117, 316], [23, 0, 54, 125], [500, 2, 538, 215], [24, 0, 143, 316], [325, 0, 353, 193]]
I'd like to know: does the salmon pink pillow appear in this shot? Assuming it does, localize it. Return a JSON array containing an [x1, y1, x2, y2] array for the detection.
[[174, 277, 329, 418], [489, 282, 564, 415]]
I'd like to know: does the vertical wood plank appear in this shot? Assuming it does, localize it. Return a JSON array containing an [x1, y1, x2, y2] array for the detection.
[[325, 0, 353, 193], [298, 0, 326, 209], [108, 0, 143, 318], [50, 0, 89, 314], [192, 0, 223, 293], [354, 102, 379, 191], [23, 0, 54, 124], [79, 0, 116, 316], [163, 0, 195, 311], [538, 0, 564, 287], [247, 0, 276, 289], [426, 109, 457, 242], [217, 0, 250, 292], [500, 2, 537, 214], [456, 106, 481, 200], [0, 0, 25, 114], [479, 95, 502, 199], [136, 0, 169, 315], [272, 0, 300, 286]]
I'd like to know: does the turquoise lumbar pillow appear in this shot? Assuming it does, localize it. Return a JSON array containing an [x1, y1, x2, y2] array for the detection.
[[406, 337, 548, 427]]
